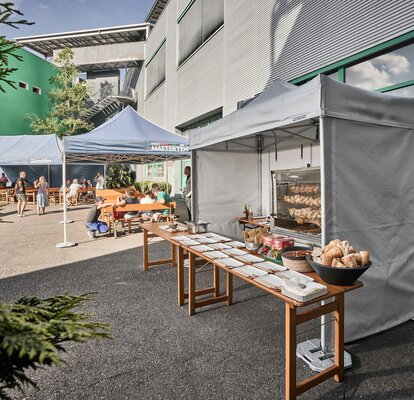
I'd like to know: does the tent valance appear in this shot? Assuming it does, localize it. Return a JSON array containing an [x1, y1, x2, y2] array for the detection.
[[0, 134, 63, 165]]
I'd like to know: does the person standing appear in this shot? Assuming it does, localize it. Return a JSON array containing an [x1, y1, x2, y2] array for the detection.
[[15, 170, 27, 217], [94, 172, 105, 190], [34, 176, 49, 215], [0, 173, 8, 188], [184, 166, 192, 221]]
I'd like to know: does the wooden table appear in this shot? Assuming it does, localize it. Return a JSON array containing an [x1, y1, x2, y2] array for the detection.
[[140, 222, 363, 400], [237, 216, 269, 230]]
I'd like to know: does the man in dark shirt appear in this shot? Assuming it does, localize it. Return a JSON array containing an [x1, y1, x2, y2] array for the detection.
[[85, 197, 113, 239], [16, 170, 27, 217]]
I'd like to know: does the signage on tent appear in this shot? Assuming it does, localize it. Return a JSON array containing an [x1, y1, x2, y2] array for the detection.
[[149, 143, 189, 152]]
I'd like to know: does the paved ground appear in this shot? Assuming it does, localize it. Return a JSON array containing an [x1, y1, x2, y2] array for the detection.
[[0, 202, 413, 399]]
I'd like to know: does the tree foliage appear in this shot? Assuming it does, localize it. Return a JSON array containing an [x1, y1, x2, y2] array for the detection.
[[0, 293, 111, 399], [28, 47, 94, 136], [106, 164, 136, 189], [0, 2, 34, 92]]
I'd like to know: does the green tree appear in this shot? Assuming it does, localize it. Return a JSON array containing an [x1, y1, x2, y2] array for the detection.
[[0, 2, 34, 92], [106, 164, 136, 189], [0, 293, 110, 400], [28, 47, 94, 137]]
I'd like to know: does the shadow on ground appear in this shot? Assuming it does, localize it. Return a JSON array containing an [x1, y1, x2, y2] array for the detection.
[[0, 240, 413, 400]]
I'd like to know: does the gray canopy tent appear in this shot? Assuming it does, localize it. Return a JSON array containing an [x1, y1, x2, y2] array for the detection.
[[189, 75, 414, 369], [60, 106, 189, 247]]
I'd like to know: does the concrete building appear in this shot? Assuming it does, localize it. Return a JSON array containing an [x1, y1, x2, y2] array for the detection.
[[0, 48, 56, 135]]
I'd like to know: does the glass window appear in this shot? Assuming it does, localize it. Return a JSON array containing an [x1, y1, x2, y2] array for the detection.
[[145, 163, 165, 178], [382, 85, 414, 98], [346, 42, 414, 90], [179, 111, 223, 133], [146, 41, 166, 96], [326, 71, 339, 81], [178, 0, 224, 65]]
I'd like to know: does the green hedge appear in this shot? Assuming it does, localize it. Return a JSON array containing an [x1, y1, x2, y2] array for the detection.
[[134, 181, 172, 194]]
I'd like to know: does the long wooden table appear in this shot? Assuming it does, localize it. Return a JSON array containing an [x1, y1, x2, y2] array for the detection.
[[140, 222, 363, 400]]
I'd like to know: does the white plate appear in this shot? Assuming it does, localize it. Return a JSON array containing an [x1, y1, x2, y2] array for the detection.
[[203, 251, 229, 259], [223, 248, 248, 256], [234, 254, 263, 264], [274, 270, 314, 282], [209, 242, 232, 250], [172, 236, 193, 242], [226, 241, 245, 248], [255, 261, 287, 273], [214, 236, 233, 242], [232, 265, 268, 278], [190, 244, 214, 252], [215, 258, 245, 268]]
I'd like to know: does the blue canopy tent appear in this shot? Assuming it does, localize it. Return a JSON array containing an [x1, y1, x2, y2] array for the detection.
[[0, 135, 103, 187], [59, 106, 190, 247]]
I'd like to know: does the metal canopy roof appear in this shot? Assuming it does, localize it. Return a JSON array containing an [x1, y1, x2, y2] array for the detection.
[[15, 23, 149, 57], [146, 0, 169, 24]]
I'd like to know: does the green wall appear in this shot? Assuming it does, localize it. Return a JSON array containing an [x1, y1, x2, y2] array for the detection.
[[0, 48, 56, 135]]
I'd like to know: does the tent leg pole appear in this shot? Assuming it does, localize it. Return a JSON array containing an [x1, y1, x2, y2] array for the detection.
[[191, 151, 196, 222], [296, 116, 352, 372], [56, 150, 76, 248]]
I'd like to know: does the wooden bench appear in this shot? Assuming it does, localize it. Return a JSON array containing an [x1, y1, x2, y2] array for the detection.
[[102, 202, 176, 238]]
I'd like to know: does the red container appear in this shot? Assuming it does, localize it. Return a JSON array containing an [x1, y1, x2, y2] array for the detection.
[[272, 237, 294, 250]]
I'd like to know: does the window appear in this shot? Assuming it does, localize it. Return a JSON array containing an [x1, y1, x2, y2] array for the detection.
[[382, 85, 414, 98], [178, 111, 222, 133], [19, 81, 28, 90], [32, 86, 41, 95], [144, 162, 165, 178], [178, 0, 224, 65], [146, 39, 166, 97], [346, 42, 414, 90]]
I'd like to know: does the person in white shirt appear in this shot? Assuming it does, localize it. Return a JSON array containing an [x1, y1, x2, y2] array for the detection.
[[94, 172, 105, 190], [140, 191, 155, 219], [66, 179, 81, 205]]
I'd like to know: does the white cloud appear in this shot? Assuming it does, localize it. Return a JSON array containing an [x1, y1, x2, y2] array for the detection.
[[39, 4, 49, 9], [374, 53, 410, 76]]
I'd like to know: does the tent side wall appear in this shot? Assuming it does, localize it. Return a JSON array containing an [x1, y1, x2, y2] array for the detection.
[[193, 150, 260, 238], [323, 116, 414, 342]]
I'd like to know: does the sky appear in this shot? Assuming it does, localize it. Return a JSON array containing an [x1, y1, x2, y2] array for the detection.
[[1, 0, 155, 39]]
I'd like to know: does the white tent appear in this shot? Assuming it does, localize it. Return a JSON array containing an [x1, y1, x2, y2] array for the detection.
[[189, 74, 414, 344]]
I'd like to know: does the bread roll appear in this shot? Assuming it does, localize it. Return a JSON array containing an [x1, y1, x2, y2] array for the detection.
[[321, 253, 334, 266], [326, 245, 343, 259], [360, 251, 370, 266], [332, 258, 346, 268], [342, 254, 358, 268], [324, 239, 340, 253], [354, 253, 362, 265]]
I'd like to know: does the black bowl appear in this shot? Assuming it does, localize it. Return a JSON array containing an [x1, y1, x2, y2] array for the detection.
[[306, 255, 371, 286]]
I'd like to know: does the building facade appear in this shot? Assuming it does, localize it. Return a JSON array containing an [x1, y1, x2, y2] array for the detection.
[[137, 0, 414, 127], [0, 48, 56, 135]]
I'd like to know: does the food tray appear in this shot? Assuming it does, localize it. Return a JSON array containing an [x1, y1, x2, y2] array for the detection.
[[209, 242, 232, 250], [215, 258, 245, 268], [196, 237, 219, 244], [223, 248, 248, 256], [214, 236, 232, 242], [180, 239, 201, 246], [255, 261, 287, 273], [203, 251, 229, 260], [254, 274, 285, 289], [234, 254, 264, 264], [232, 265, 268, 278], [190, 244, 214, 252]]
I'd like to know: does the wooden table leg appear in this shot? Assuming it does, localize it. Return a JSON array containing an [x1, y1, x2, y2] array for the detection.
[[214, 266, 220, 297], [143, 229, 149, 271], [226, 271, 233, 306], [178, 247, 184, 306], [188, 252, 196, 316], [334, 293, 345, 382], [286, 303, 297, 400], [171, 243, 177, 267]]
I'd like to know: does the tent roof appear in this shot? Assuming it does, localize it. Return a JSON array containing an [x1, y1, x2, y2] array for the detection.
[[0, 134, 63, 165], [64, 106, 189, 163], [190, 75, 414, 150]]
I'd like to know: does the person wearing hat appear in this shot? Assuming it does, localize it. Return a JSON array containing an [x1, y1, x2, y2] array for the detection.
[[85, 197, 113, 239]]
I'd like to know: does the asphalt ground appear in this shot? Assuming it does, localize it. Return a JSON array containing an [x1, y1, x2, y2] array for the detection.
[[0, 202, 413, 400]]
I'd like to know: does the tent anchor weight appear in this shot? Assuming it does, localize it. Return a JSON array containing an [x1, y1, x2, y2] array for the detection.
[[296, 338, 352, 372], [56, 241, 76, 248], [59, 220, 74, 224]]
